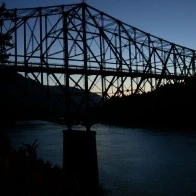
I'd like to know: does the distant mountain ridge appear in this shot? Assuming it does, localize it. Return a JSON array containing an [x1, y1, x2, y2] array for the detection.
[[0, 71, 101, 125]]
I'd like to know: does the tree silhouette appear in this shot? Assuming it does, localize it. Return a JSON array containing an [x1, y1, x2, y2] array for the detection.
[[0, 3, 13, 63]]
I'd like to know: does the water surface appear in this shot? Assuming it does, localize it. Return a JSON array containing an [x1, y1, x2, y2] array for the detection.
[[7, 120, 196, 196]]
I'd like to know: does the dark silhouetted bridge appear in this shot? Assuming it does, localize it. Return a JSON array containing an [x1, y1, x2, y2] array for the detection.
[[1, 2, 196, 125]]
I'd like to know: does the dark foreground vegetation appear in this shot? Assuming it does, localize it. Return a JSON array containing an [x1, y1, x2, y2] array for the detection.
[[0, 132, 106, 196], [100, 78, 196, 130]]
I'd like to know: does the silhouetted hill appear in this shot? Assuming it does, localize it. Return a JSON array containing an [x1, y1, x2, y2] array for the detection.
[[0, 71, 101, 125], [100, 79, 196, 130]]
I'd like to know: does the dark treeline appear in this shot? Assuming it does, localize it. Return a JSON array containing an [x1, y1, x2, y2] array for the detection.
[[2, 69, 196, 131], [100, 78, 196, 130]]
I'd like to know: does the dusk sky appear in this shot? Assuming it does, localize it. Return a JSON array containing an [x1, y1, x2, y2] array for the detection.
[[4, 0, 196, 50]]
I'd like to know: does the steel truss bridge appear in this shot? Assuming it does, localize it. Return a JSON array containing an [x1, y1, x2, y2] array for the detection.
[[1, 3, 196, 124]]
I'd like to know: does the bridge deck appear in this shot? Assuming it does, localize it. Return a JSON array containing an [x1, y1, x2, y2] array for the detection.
[[0, 63, 189, 80]]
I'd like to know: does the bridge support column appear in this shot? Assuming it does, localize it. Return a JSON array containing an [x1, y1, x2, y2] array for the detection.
[[63, 129, 99, 195]]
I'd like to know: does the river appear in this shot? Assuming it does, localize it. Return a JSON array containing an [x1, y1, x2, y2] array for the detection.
[[6, 120, 196, 196]]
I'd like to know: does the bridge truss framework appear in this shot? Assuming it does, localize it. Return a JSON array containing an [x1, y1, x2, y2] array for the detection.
[[1, 3, 196, 124]]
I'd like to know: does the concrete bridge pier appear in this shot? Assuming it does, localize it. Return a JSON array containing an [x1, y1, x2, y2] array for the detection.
[[63, 129, 99, 195]]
